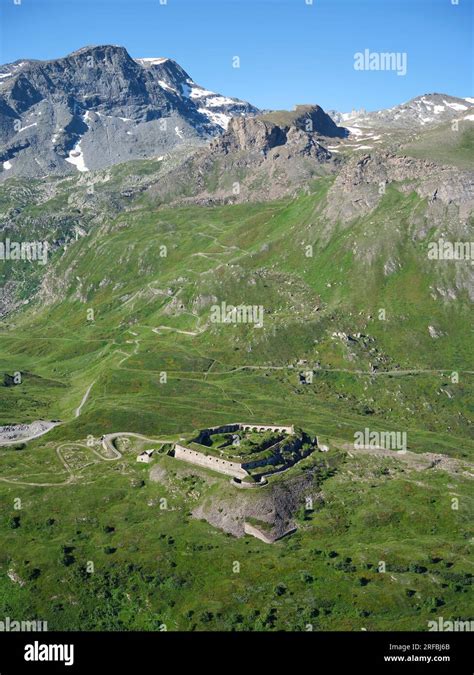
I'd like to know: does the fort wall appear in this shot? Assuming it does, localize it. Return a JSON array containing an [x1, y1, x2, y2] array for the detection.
[[203, 423, 294, 435], [243, 522, 275, 544], [242, 435, 303, 470], [239, 423, 294, 434], [205, 424, 241, 434], [173, 423, 300, 481], [244, 522, 297, 544], [174, 444, 248, 479]]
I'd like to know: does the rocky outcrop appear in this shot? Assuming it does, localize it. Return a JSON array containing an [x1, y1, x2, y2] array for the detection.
[[211, 104, 346, 158], [324, 151, 474, 223], [146, 105, 342, 205], [192, 472, 324, 539], [212, 116, 286, 155]]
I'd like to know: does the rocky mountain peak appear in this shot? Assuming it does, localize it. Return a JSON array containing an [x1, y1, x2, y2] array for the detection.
[[0, 45, 259, 179], [260, 104, 347, 137], [66, 43, 133, 62], [211, 104, 347, 156]]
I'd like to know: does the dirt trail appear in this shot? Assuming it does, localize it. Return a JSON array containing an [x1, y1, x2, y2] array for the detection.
[[101, 431, 173, 456], [75, 381, 95, 417]]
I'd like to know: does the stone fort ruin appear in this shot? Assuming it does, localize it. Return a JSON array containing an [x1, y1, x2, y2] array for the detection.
[[171, 422, 317, 484]]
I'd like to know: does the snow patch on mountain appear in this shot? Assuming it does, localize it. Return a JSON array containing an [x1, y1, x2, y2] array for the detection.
[[444, 100, 467, 111], [198, 108, 232, 130], [65, 144, 89, 172], [160, 80, 178, 94], [187, 85, 215, 99], [135, 57, 169, 66]]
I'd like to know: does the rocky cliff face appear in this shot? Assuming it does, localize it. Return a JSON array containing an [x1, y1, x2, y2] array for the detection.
[[213, 116, 287, 155], [0, 45, 259, 179], [144, 105, 346, 205], [324, 152, 474, 224], [191, 471, 324, 539], [212, 104, 346, 156]]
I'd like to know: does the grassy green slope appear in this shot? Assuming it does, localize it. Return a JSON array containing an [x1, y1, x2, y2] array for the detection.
[[0, 166, 473, 632], [1, 178, 472, 456], [400, 120, 474, 169], [0, 440, 472, 631]]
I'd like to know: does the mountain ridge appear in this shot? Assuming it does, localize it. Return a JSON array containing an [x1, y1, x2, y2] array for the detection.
[[2, 45, 472, 182], [0, 44, 259, 179], [329, 93, 474, 129]]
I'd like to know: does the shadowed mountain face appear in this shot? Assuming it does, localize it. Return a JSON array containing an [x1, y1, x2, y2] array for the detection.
[[0, 45, 259, 178]]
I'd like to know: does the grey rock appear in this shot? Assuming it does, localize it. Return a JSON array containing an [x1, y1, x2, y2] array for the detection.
[[0, 45, 259, 179]]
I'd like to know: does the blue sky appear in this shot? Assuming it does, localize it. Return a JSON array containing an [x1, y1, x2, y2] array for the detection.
[[0, 0, 472, 112]]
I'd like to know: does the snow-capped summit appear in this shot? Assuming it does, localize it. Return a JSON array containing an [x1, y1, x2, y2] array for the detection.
[[132, 54, 256, 131], [329, 94, 474, 130]]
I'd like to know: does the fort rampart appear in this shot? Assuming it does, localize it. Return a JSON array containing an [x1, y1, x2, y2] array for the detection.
[[205, 423, 294, 435], [174, 444, 248, 479], [172, 423, 300, 481]]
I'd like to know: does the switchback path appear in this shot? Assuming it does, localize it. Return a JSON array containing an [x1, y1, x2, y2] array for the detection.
[[101, 431, 175, 456]]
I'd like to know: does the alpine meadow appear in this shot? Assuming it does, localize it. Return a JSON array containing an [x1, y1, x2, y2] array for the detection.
[[0, 0, 472, 657]]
